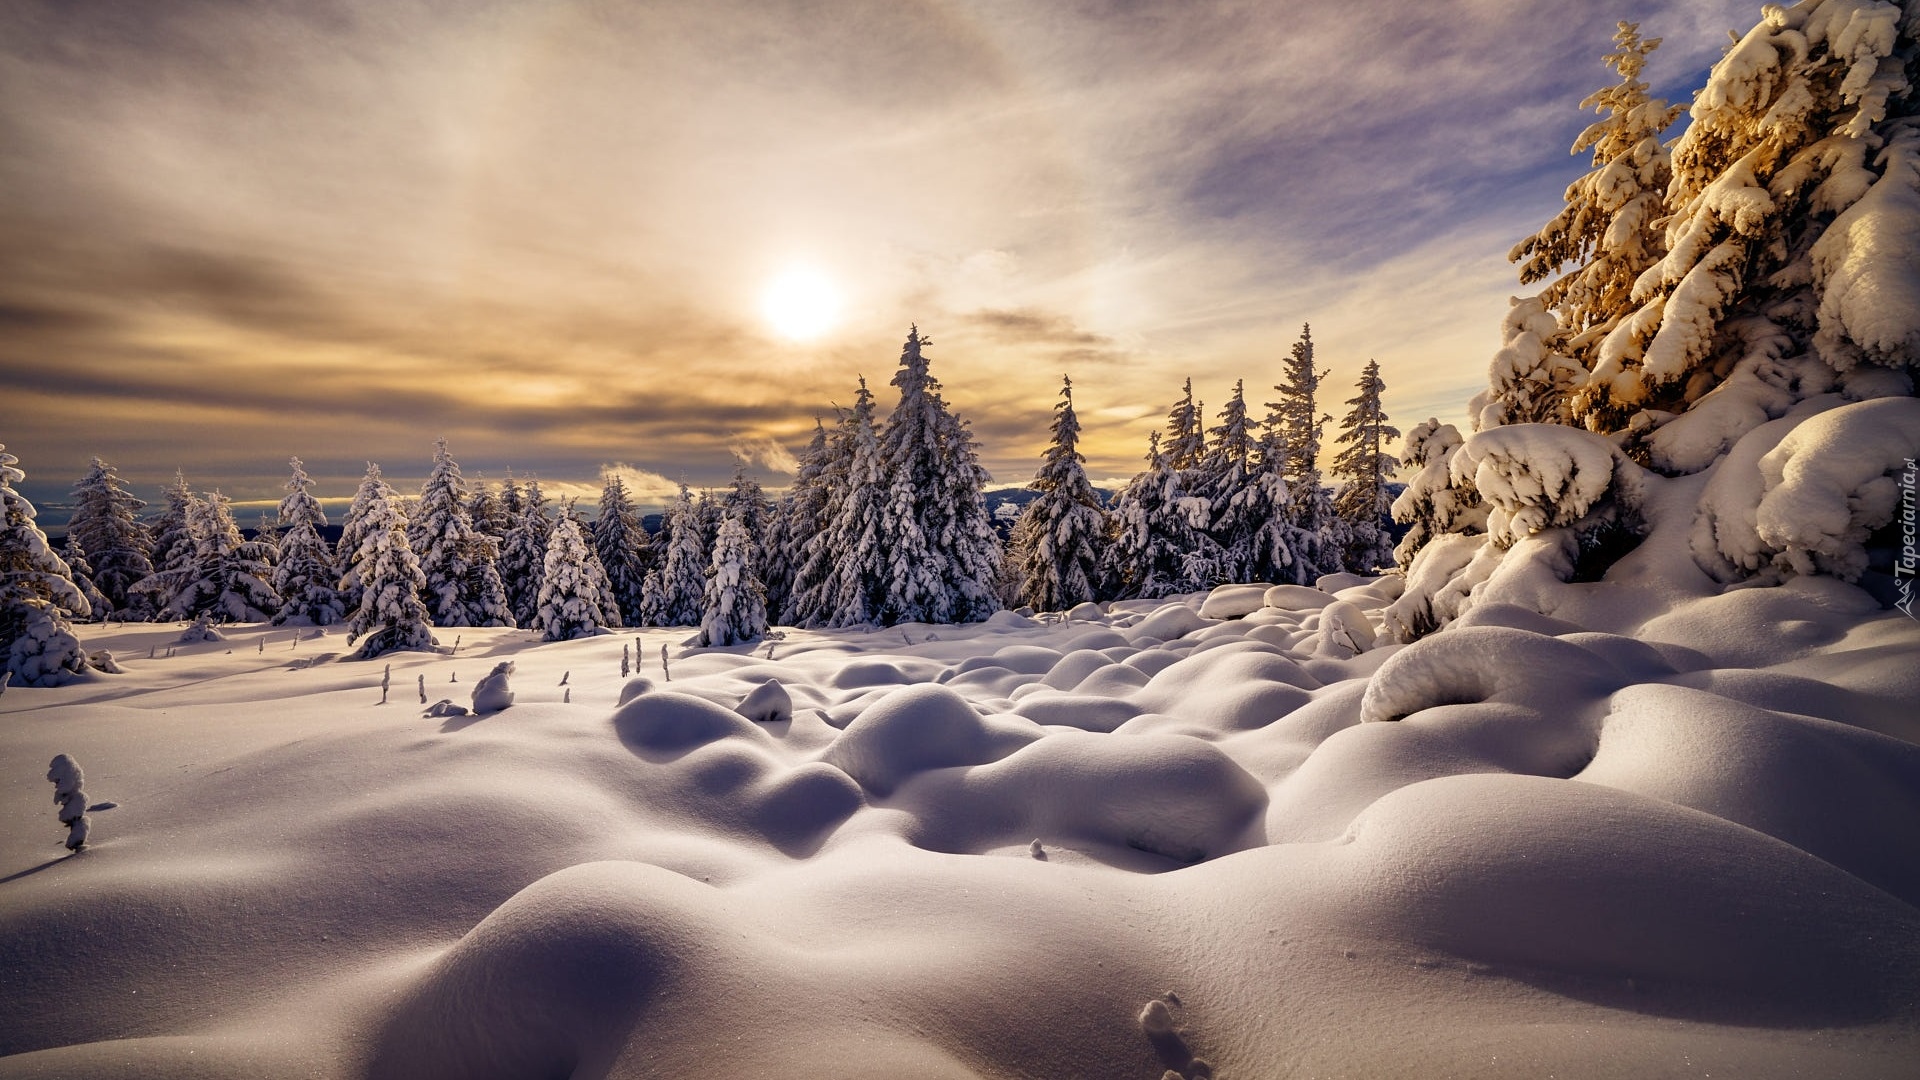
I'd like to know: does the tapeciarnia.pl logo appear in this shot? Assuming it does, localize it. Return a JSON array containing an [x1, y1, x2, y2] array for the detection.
[[1898, 457, 1916, 620]]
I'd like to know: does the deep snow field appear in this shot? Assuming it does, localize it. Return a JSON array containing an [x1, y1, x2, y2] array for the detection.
[[3, 568, 1920, 1079]]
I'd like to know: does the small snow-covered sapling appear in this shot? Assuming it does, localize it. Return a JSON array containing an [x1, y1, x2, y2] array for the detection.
[[661, 643, 671, 681], [452, 634, 462, 654], [47, 754, 90, 851], [380, 663, 391, 705], [450, 670, 457, 683], [0, 671, 10, 696], [258, 636, 265, 653], [559, 670, 569, 687], [417, 673, 427, 704], [622, 644, 631, 678], [471, 660, 515, 713], [563, 687, 571, 703]]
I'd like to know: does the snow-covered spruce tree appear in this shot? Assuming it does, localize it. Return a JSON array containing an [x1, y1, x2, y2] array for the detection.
[[787, 411, 856, 626], [1389, 418, 1487, 570], [534, 514, 607, 641], [500, 473, 524, 524], [1480, 23, 1685, 429], [270, 457, 345, 626], [1269, 324, 1332, 516], [1196, 380, 1276, 582], [723, 463, 774, 553], [1332, 360, 1402, 571], [875, 327, 1002, 625], [335, 463, 390, 619], [1014, 376, 1107, 611], [168, 491, 280, 622], [343, 474, 436, 659], [694, 489, 723, 554], [253, 511, 281, 565], [927, 400, 1004, 623], [564, 501, 621, 629], [498, 480, 552, 627], [66, 457, 152, 617], [1577, 0, 1919, 471], [1241, 425, 1305, 585], [636, 567, 668, 627], [816, 378, 892, 627], [1266, 325, 1344, 579], [412, 437, 487, 628], [697, 510, 768, 646], [466, 474, 510, 542], [1163, 378, 1208, 472], [651, 484, 709, 627], [462, 541, 516, 628], [592, 473, 651, 626], [1, 442, 93, 686], [1101, 429, 1215, 599], [61, 534, 111, 622], [1160, 380, 1228, 591], [135, 471, 199, 618], [763, 421, 829, 622]]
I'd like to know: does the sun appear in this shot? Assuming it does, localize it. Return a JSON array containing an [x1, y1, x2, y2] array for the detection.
[[760, 265, 842, 342]]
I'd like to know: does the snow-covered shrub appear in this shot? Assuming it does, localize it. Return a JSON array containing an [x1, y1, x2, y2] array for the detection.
[[2, 442, 93, 686], [471, 661, 515, 713], [1315, 600, 1378, 659], [1391, 419, 1486, 569], [1383, 424, 1650, 642], [1693, 395, 1920, 582], [1471, 297, 1589, 430], [47, 753, 90, 851], [178, 615, 225, 643], [1450, 423, 1646, 549]]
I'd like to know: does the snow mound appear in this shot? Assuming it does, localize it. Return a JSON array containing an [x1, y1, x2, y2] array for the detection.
[[821, 684, 1034, 796], [5, 595, 1919, 1077], [1127, 604, 1211, 642], [1331, 773, 1920, 1018], [735, 678, 793, 723], [1359, 626, 1619, 723], [1198, 583, 1272, 619], [1262, 583, 1334, 610], [612, 691, 773, 755]]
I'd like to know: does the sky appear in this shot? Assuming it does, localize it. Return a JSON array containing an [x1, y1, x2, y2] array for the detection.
[[0, 0, 1761, 519]]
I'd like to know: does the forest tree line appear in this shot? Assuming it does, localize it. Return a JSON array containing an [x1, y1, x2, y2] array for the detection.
[[2, 324, 1400, 675]]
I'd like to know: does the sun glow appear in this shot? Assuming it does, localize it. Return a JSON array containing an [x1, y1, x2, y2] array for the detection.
[[760, 265, 842, 341]]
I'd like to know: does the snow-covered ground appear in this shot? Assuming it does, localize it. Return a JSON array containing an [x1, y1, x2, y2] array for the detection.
[[3, 572, 1919, 1079]]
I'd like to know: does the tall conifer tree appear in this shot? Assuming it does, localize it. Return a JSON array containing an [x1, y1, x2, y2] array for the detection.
[[1331, 360, 1402, 571], [1014, 376, 1107, 612], [67, 458, 152, 617]]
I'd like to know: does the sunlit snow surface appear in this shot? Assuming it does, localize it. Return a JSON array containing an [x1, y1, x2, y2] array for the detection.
[[3, 578, 1918, 1078]]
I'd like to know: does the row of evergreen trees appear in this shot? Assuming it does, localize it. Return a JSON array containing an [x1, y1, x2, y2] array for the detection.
[[1067, 327, 1399, 608], [6, 325, 1400, 676]]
